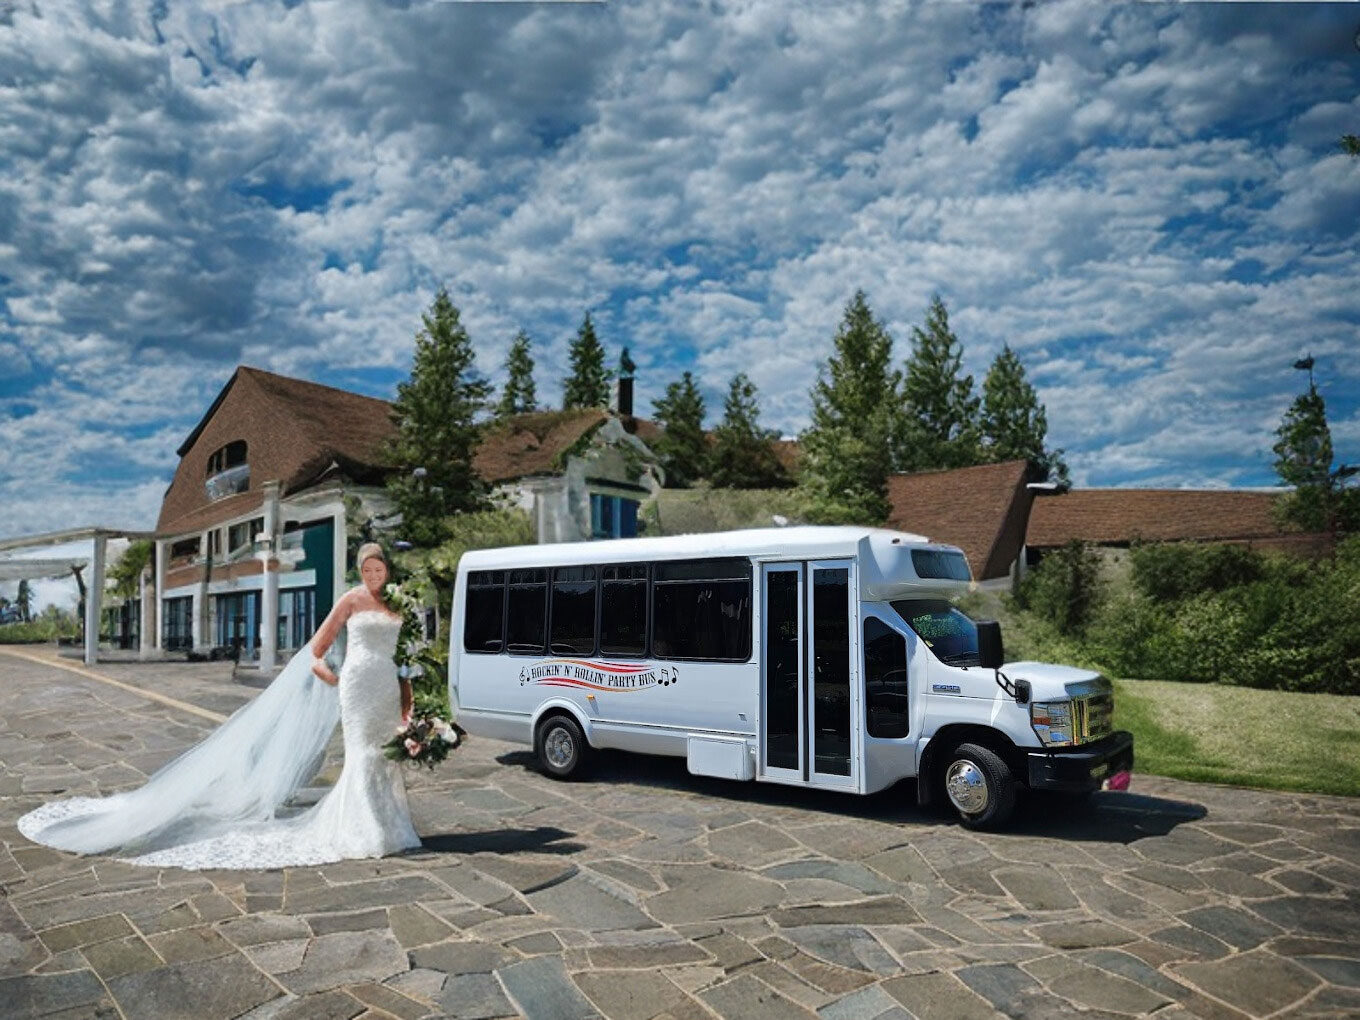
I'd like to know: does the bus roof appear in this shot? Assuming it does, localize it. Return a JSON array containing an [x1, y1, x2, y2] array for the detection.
[[458, 525, 941, 572]]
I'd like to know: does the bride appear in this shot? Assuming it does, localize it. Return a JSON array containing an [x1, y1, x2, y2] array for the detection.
[[17, 543, 423, 870]]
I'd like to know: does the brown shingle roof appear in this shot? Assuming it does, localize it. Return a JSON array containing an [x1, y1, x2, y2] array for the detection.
[[1026, 488, 1290, 547], [886, 460, 1036, 580], [473, 409, 611, 483]]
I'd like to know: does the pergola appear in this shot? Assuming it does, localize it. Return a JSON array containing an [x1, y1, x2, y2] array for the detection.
[[0, 527, 157, 665]]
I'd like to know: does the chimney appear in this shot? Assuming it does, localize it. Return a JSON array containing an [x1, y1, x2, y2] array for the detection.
[[614, 376, 634, 417]]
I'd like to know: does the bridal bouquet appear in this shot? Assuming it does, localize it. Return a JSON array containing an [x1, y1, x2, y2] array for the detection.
[[383, 694, 466, 770]]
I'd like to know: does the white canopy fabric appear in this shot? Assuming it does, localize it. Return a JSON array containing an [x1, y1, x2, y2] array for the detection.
[[0, 559, 88, 582]]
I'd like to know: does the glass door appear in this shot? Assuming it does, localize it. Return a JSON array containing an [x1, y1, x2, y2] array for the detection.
[[759, 560, 858, 790]]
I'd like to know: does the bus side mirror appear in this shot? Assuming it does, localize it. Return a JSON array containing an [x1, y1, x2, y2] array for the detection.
[[976, 620, 1004, 670]]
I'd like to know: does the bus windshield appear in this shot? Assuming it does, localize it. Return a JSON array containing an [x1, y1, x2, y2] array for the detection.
[[890, 598, 980, 666]]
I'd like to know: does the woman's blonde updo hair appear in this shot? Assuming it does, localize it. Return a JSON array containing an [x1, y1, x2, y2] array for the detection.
[[356, 542, 388, 571]]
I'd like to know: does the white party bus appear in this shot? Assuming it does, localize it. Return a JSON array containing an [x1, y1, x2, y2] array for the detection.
[[448, 526, 1133, 829]]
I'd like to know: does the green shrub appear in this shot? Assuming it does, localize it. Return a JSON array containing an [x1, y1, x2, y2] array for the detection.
[[1016, 540, 1104, 635], [1129, 541, 1264, 602]]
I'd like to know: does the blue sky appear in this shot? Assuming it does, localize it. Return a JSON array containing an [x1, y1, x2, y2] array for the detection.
[[1, 0, 1359, 545]]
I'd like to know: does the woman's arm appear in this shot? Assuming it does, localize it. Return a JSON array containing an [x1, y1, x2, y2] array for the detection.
[[399, 678, 413, 724], [309, 591, 353, 686]]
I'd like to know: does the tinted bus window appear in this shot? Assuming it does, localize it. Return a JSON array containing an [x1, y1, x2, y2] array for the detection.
[[864, 617, 909, 738], [506, 568, 548, 655], [550, 566, 597, 655], [464, 570, 505, 653], [911, 549, 971, 581], [600, 564, 647, 656], [652, 558, 752, 661]]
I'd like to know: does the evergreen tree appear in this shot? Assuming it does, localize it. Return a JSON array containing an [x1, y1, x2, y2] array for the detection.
[[709, 374, 788, 489], [1273, 366, 1359, 534], [387, 288, 492, 546], [798, 291, 898, 523], [496, 330, 537, 417], [652, 371, 708, 488], [16, 579, 32, 623], [1342, 134, 1360, 156], [981, 344, 1068, 483], [896, 295, 981, 472], [562, 312, 610, 409]]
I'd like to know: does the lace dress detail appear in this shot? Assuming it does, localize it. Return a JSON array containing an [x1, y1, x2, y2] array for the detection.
[[93, 611, 418, 870]]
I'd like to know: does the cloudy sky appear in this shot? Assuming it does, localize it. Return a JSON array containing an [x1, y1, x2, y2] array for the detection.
[[2, 0, 1359, 546]]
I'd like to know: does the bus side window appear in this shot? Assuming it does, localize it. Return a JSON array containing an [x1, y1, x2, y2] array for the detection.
[[864, 617, 909, 738], [506, 569, 548, 655], [550, 566, 597, 656], [600, 564, 647, 656], [652, 558, 752, 662], [464, 570, 506, 653]]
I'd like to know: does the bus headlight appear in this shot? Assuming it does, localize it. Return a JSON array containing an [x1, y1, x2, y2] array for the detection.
[[1031, 701, 1075, 747]]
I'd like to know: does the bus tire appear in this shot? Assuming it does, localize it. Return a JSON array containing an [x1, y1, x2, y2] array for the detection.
[[941, 742, 1015, 830], [536, 715, 589, 780]]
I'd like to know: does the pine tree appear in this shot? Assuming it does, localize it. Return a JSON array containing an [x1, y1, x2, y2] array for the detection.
[[652, 371, 708, 488], [16, 579, 32, 623], [387, 288, 492, 546], [562, 312, 610, 409], [798, 291, 898, 523], [981, 344, 1068, 483], [709, 374, 788, 489], [896, 295, 981, 472], [1273, 370, 1359, 534], [496, 330, 537, 417]]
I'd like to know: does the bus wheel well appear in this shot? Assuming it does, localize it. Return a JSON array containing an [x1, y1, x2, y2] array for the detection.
[[534, 707, 592, 748], [918, 725, 1021, 808]]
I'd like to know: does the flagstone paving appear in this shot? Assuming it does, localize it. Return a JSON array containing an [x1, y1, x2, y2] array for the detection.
[[1, 649, 1358, 1020]]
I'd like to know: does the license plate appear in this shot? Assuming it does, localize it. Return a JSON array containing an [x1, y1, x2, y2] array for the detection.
[[1102, 770, 1131, 792]]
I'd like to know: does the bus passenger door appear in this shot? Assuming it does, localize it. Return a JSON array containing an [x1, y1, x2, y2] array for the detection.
[[759, 560, 860, 792]]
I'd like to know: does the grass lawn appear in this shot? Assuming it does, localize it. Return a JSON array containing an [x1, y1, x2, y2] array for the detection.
[[1113, 678, 1360, 797]]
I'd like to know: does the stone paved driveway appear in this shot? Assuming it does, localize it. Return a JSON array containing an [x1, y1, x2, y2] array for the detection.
[[1, 648, 1358, 1020]]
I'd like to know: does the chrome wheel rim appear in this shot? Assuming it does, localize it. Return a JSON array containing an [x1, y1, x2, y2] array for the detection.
[[945, 759, 989, 815], [544, 728, 575, 769]]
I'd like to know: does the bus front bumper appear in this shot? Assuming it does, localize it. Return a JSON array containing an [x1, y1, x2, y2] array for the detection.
[[1026, 731, 1135, 793]]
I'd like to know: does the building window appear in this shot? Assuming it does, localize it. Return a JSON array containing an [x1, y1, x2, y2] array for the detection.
[[281, 588, 317, 651], [590, 494, 639, 539], [169, 537, 200, 561], [214, 591, 260, 656], [162, 596, 193, 651], [205, 440, 250, 499], [550, 566, 597, 655], [228, 518, 264, 553], [206, 440, 248, 477], [207, 529, 222, 558], [651, 558, 752, 661]]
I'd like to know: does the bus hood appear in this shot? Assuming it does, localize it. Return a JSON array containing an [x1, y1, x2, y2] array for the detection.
[[1002, 661, 1104, 701]]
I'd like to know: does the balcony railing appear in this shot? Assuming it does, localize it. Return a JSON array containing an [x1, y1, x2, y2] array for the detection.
[[205, 464, 250, 501]]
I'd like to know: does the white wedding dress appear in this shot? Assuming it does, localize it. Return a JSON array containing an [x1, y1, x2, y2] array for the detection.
[[18, 610, 422, 870]]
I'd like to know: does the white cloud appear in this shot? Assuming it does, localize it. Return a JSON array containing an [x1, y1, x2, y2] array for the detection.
[[1, 0, 1358, 540]]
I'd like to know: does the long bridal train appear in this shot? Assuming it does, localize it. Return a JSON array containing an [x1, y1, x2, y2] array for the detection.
[[18, 610, 422, 870]]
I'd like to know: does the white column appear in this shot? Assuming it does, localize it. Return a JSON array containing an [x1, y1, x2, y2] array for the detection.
[[333, 506, 347, 611], [84, 533, 106, 666], [259, 483, 281, 670], [153, 538, 167, 651], [138, 565, 153, 660]]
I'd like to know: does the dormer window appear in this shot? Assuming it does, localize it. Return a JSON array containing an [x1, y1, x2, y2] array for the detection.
[[205, 440, 250, 500]]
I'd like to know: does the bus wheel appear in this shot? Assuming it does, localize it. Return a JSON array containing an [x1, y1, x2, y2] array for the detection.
[[942, 743, 1015, 830], [537, 715, 588, 780]]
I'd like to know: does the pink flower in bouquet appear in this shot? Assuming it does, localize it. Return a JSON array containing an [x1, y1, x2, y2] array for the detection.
[[404, 738, 422, 757]]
